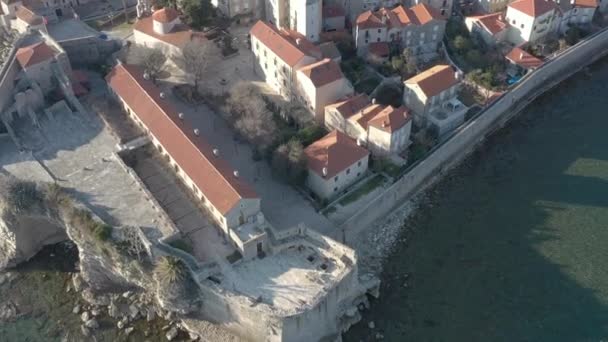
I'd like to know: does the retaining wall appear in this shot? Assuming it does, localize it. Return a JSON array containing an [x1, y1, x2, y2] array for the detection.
[[339, 28, 608, 244]]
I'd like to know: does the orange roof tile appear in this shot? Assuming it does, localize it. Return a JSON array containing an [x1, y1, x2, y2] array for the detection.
[[152, 7, 179, 23], [368, 42, 390, 57], [505, 47, 544, 69], [305, 130, 369, 179], [250, 21, 321, 67], [468, 12, 509, 35], [134, 16, 204, 48], [16, 6, 43, 25], [410, 3, 445, 25], [356, 10, 385, 30], [574, 0, 598, 7], [297, 58, 345, 88], [405, 64, 459, 98], [15, 42, 55, 68], [367, 105, 412, 133], [508, 0, 558, 17], [106, 64, 257, 215], [326, 94, 370, 120]]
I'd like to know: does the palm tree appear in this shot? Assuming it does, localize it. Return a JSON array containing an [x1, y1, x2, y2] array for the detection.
[[155, 256, 187, 285]]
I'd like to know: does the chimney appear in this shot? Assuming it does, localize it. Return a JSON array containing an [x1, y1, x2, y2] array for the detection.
[[372, 98, 376, 104], [520, 52, 524, 59], [194, 128, 200, 136], [178, 112, 184, 120], [233, 170, 239, 178], [322, 167, 328, 177], [213, 148, 220, 156], [356, 138, 363, 146], [159, 92, 166, 99]]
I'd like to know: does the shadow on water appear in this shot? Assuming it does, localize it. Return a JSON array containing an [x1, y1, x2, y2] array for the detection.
[[344, 58, 608, 341]]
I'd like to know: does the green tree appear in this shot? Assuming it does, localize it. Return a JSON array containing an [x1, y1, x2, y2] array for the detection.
[[271, 140, 307, 185], [402, 48, 418, 75], [155, 256, 187, 285], [127, 45, 167, 81], [453, 35, 472, 52], [391, 56, 404, 73], [565, 27, 580, 46], [465, 49, 483, 68], [181, 0, 214, 29]]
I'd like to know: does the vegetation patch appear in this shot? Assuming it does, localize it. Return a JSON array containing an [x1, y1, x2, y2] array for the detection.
[[339, 175, 385, 206], [1, 180, 44, 215]]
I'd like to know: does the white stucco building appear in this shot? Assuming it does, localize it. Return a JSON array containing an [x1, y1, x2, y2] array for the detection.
[[296, 58, 354, 123], [211, 0, 262, 18], [133, 7, 206, 58], [505, 0, 560, 45], [264, 0, 323, 42], [403, 64, 467, 134], [304, 130, 370, 200], [325, 94, 413, 155], [464, 12, 509, 45]]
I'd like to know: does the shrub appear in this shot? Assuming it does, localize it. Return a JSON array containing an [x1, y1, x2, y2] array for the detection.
[[155, 256, 188, 285], [2, 180, 43, 214], [296, 125, 327, 147], [94, 223, 113, 241]]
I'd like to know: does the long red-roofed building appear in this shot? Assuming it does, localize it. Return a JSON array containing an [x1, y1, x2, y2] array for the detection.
[[106, 63, 263, 245]]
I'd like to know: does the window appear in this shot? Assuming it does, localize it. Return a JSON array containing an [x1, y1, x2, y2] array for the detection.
[[433, 25, 439, 32], [263, 49, 267, 57], [346, 168, 351, 175], [334, 176, 339, 182], [365, 39, 369, 43], [334, 187, 338, 192], [358, 161, 362, 167], [377, 37, 381, 42], [512, 19, 516, 24], [378, 29, 381, 33], [357, 172, 360, 177], [432, 34, 437, 40], [274, 58, 277, 65], [264, 63, 267, 70], [520, 24, 524, 29]]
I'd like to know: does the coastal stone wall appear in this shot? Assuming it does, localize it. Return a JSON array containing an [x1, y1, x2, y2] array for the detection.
[[339, 28, 608, 244]]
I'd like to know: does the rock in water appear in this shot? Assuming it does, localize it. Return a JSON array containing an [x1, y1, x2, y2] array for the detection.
[[368, 321, 375, 329], [80, 311, 90, 322]]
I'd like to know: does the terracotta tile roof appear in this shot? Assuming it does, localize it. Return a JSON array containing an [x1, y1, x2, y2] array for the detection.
[[410, 3, 446, 25], [134, 16, 204, 49], [505, 47, 544, 69], [297, 58, 345, 88], [468, 12, 509, 35], [152, 7, 179, 23], [405, 64, 459, 98], [15, 42, 55, 68], [305, 130, 369, 179], [574, 0, 598, 8], [16, 6, 43, 25], [323, 4, 345, 18], [368, 42, 390, 57], [106, 64, 257, 215], [508, 0, 558, 17], [357, 4, 444, 31], [326, 94, 370, 120], [367, 105, 412, 133], [356, 10, 385, 30], [250, 21, 321, 67]]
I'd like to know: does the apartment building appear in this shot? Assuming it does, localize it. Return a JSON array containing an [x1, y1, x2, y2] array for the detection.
[[296, 58, 354, 123], [250, 20, 321, 98], [212, 0, 262, 18], [304, 130, 370, 199], [264, 0, 323, 42], [325, 94, 413, 155], [464, 12, 509, 45], [403, 64, 467, 134], [107, 63, 268, 260], [354, 4, 446, 59], [505, 0, 560, 45]]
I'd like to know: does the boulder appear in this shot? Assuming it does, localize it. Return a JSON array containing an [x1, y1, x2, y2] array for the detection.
[[85, 319, 99, 330], [80, 311, 90, 322], [166, 327, 178, 341], [72, 305, 81, 314], [125, 327, 134, 335]]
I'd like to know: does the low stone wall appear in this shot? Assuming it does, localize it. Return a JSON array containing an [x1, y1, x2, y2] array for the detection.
[[339, 27, 608, 244]]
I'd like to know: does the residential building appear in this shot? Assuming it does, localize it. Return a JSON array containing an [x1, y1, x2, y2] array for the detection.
[[15, 40, 71, 93], [464, 12, 509, 45], [325, 94, 413, 155], [323, 4, 346, 31], [403, 64, 467, 134], [250, 20, 321, 98], [505, 46, 543, 75], [319, 41, 343, 62], [304, 130, 369, 199], [505, 0, 559, 45], [211, 0, 262, 18], [133, 7, 206, 58], [296, 58, 354, 123], [107, 63, 268, 260], [354, 4, 446, 60], [12, 5, 47, 33], [555, 0, 598, 34], [265, 0, 323, 42]]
